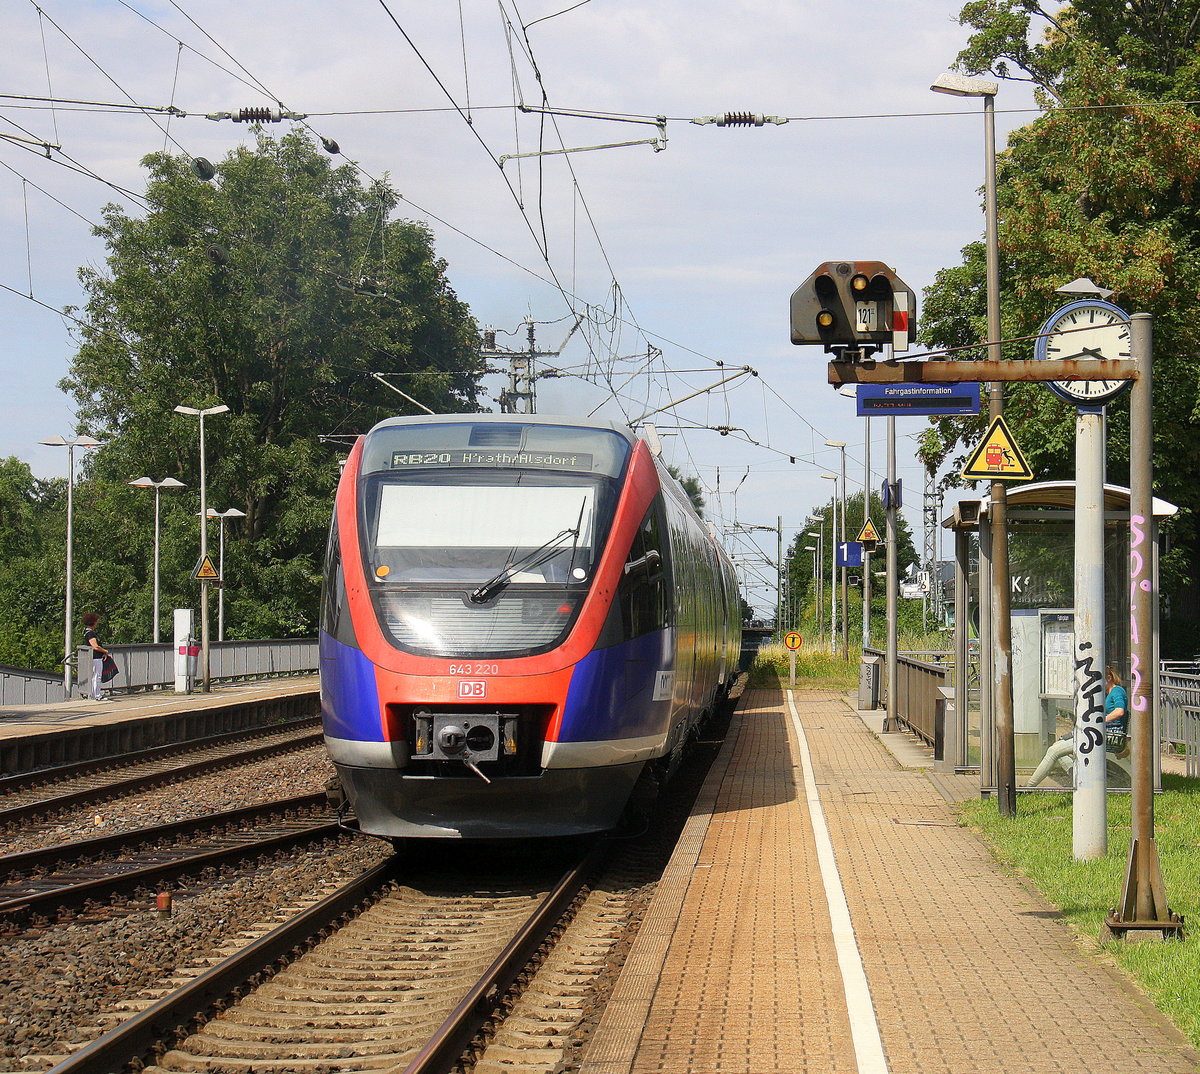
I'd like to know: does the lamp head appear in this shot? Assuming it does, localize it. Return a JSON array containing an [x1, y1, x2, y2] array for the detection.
[[41, 435, 100, 448], [930, 71, 999, 98]]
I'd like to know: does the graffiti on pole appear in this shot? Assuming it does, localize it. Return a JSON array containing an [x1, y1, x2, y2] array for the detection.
[[1129, 513, 1149, 718], [1074, 641, 1106, 765]]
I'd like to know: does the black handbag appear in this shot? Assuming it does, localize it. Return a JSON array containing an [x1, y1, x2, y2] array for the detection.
[[100, 654, 119, 683]]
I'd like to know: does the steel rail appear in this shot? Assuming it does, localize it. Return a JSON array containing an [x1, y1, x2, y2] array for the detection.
[[42, 858, 397, 1074], [401, 837, 611, 1074], [0, 716, 320, 793], [0, 732, 323, 828], [0, 792, 326, 877], [0, 816, 352, 918]]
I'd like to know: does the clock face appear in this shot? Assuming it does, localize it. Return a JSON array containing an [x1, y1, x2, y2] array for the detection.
[[1035, 299, 1132, 405]]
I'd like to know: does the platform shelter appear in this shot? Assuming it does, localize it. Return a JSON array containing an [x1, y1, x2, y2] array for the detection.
[[941, 481, 1176, 792]]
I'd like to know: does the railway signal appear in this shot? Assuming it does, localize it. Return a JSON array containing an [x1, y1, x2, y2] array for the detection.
[[789, 261, 916, 357]]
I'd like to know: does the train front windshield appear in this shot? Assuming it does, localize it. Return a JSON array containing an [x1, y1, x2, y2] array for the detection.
[[357, 422, 630, 658]]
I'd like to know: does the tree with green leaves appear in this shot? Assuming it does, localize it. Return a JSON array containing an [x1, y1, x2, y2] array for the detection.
[[921, 1, 1200, 653], [54, 129, 484, 649], [0, 458, 63, 669], [785, 491, 922, 640]]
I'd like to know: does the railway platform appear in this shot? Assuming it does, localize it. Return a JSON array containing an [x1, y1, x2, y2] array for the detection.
[[580, 684, 1200, 1074], [0, 676, 318, 772]]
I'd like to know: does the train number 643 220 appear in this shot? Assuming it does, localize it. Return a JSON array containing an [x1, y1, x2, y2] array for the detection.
[[448, 662, 499, 675]]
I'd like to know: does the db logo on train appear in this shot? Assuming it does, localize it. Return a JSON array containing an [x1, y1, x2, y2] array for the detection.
[[458, 681, 487, 699], [784, 632, 803, 651]]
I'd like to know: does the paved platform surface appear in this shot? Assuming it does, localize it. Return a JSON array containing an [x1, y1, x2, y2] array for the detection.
[[0, 675, 319, 741], [581, 684, 1200, 1074]]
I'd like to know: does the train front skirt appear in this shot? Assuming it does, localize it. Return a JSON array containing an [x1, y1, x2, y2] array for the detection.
[[333, 758, 644, 839]]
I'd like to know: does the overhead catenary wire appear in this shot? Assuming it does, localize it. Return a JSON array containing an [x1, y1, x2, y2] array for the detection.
[[3, 4, 918, 528]]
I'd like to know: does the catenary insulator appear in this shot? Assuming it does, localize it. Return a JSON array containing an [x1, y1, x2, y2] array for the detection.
[[717, 112, 765, 126], [235, 107, 283, 123]]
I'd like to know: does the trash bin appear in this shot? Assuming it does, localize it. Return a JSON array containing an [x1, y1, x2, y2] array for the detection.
[[858, 655, 881, 710]]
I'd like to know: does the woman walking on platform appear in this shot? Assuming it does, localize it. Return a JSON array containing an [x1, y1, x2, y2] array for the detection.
[[82, 613, 110, 701]]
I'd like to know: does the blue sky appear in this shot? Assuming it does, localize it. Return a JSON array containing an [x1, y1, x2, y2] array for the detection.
[[0, 0, 1041, 614]]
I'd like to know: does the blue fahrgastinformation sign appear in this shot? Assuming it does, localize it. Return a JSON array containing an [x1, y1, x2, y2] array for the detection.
[[855, 383, 981, 416]]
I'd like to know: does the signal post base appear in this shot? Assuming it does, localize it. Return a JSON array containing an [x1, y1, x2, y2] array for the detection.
[[1103, 837, 1186, 942]]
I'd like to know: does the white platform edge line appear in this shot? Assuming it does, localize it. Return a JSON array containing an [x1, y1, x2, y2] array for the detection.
[[787, 690, 890, 1074]]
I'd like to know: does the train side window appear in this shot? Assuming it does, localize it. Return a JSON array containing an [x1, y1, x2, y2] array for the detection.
[[321, 522, 356, 645], [619, 502, 668, 638]]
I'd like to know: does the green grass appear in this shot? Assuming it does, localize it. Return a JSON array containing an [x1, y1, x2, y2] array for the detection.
[[959, 777, 1200, 1045], [748, 643, 857, 690]]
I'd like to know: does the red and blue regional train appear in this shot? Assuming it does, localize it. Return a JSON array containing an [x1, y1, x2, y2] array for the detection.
[[320, 414, 742, 839]]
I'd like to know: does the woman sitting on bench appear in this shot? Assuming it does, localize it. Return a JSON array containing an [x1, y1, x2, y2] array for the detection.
[[1026, 668, 1128, 787]]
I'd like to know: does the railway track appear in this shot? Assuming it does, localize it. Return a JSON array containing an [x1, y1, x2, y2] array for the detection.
[[21, 683, 744, 1074], [0, 793, 344, 921], [0, 719, 323, 829], [43, 841, 607, 1074]]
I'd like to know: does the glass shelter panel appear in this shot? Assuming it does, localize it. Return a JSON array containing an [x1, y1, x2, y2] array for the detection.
[[959, 493, 1150, 793]]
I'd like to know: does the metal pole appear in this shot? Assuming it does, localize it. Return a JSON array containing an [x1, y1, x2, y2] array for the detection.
[[777, 516, 784, 629], [1072, 408, 1107, 859], [218, 517, 226, 643], [1108, 312, 1180, 936], [63, 444, 75, 699], [839, 448, 849, 659], [979, 518, 995, 790], [830, 489, 838, 654], [816, 528, 823, 646], [152, 486, 162, 645], [199, 413, 211, 693], [982, 92, 1017, 816], [953, 526, 969, 769], [1129, 313, 1154, 911], [863, 416, 872, 649], [884, 416, 899, 730]]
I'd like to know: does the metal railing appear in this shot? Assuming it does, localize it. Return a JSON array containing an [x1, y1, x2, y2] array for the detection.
[[867, 654, 1200, 776], [2, 639, 317, 706], [865, 647, 952, 747], [1160, 671, 1200, 778], [0, 664, 65, 706]]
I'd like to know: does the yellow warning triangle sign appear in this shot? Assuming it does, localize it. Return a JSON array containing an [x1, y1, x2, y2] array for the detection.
[[192, 554, 220, 581], [962, 416, 1033, 482], [857, 518, 882, 544]]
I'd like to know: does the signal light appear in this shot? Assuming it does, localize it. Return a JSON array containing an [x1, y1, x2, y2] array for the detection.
[[790, 261, 917, 355]]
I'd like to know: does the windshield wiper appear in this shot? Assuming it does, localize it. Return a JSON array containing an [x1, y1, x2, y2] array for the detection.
[[468, 526, 579, 605]]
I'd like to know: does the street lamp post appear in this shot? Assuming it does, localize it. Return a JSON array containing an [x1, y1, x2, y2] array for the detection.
[[806, 514, 825, 646], [40, 435, 100, 698], [806, 528, 823, 644], [826, 441, 849, 659], [128, 477, 186, 644], [932, 71, 1017, 814], [205, 507, 246, 641], [803, 543, 819, 639], [174, 403, 230, 691], [820, 473, 839, 654]]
